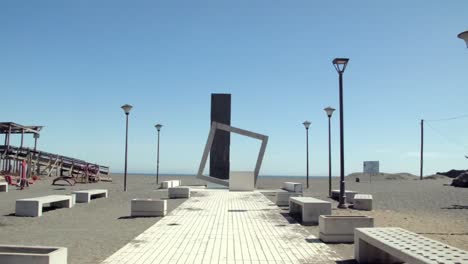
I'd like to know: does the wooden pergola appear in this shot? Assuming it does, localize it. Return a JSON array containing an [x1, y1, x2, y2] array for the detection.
[[0, 122, 43, 151]]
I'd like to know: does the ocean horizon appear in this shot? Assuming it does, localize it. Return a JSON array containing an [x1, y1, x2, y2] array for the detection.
[[112, 173, 332, 179]]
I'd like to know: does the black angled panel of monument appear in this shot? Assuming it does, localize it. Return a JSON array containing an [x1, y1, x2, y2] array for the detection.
[[210, 94, 231, 180]]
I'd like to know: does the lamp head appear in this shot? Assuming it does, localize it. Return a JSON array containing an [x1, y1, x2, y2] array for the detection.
[[121, 104, 133, 115], [458, 31, 468, 48], [33, 133, 40, 139], [155, 124, 163, 131], [302, 120, 311, 129], [332, 58, 349, 74], [324, 106, 336, 117]]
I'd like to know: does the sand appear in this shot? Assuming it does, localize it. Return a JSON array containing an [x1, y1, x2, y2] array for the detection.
[[0, 173, 467, 263]]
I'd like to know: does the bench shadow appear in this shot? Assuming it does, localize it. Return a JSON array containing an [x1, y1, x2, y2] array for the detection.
[[118, 215, 160, 219], [441, 204, 468, 210], [335, 260, 358, 264], [279, 212, 299, 224]]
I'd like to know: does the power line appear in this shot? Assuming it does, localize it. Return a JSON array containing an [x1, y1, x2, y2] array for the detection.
[[425, 122, 468, 151], [425, 114, 468, 122]]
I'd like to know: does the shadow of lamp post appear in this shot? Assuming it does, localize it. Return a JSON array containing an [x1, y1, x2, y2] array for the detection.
[[332, 58, 349, 209], [121, 104, 133, 192]]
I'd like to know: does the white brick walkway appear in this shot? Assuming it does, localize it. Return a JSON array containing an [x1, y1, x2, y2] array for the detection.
[[102, 189, 341, 264]]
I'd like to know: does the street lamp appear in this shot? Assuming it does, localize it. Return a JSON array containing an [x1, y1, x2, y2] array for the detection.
[[332, 57, 349, 209], [458, 31, 468, 48], [121, 104, 133, 192], [324, 106, 335, 197], [302, 120, 311, 189], [155, 124, 163, 185]]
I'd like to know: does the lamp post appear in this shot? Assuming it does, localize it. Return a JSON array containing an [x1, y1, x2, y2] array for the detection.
[[458, 31, 468, 48], [121, 104, 133, 192], [155, 124, 163, 185], [324, 106, 335, 197], [333, 58, 349, 209], [303, 120, 311, 188]]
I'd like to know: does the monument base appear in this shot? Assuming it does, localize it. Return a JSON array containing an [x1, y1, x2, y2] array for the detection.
[[229, 171, 254, 191]]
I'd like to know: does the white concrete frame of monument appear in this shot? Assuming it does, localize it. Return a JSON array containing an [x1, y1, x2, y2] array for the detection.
[[197, 122, 269, 187]]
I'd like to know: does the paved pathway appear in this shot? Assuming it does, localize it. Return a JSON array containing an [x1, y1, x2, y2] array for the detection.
[[102, 189, 341, 264]]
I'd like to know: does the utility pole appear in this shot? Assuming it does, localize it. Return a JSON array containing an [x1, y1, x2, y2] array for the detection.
[[420, 119, 424, 180]]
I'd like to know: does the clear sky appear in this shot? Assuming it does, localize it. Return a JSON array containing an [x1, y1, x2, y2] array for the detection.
[[1, 1, 467, 176]]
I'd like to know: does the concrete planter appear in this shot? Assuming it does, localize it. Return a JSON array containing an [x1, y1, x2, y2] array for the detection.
[[319, 215, 374, 243], [0, 245, 67, 264]]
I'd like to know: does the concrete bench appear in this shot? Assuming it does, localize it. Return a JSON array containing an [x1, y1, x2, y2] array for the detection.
[[161, 180, 181, 189], [168, 187, 190, 198], [0, 245, 67, 264], [354, 194, 373, 211], [0, 182, 7, 192], [331, 189, 359, 203], [16, 195, 73, 217], [319, 215, 374, 243], [275, 189, 302, 206], [72, 189, 108, 203], [131, 199, 166, 217], [355, 227, 468, 264], [289, 197, 331, 225], [282, 182, 303, 192]]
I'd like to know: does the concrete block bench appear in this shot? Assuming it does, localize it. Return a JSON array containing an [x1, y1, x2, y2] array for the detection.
[[282, 182, 303, 192], [161, 180, 181, 189], [168, 187, 190, 198], [319, 215, 374, 243], [0, 182, 7, 192], [131, 199, 166, 217], [353, 194, 373, 211], [275, 189, 302, 206], [289, 197, 331, 225], [72, 189, 108, 203], [355, 227, 468, 264], [0, 244, 67, 264], [331, 189, 359, 203], [16, 195, 73, 217]]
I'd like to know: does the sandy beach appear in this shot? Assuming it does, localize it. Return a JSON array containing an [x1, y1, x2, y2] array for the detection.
[[1, 173, 467, 263]]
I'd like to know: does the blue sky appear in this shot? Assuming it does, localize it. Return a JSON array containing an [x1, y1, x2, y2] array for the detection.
[[1, 1, 467, 176]]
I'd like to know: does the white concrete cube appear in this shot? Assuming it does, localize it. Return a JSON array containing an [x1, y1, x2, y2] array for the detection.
[[0, 182, 8, 192], [319, 215, 374, 243], [0, 245, 67, 264], [275, 190, 302, 206], [229, 171, 254, 191], [354, 194, 373, 211], [171, 180, 181, 187], [282, 182, 302, 192], [131, 199, 166, 217], [168, 187, 190, 199], [289, 197, 331, 225], [161, 181, 172, 189]]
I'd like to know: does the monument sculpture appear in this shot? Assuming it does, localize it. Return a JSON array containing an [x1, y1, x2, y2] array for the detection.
[[210, 94, 231, 180]]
